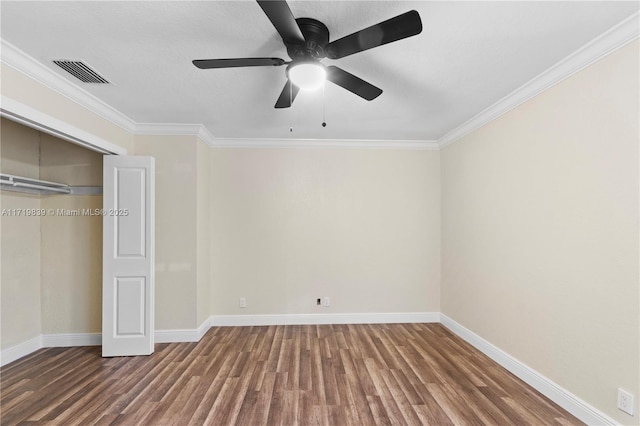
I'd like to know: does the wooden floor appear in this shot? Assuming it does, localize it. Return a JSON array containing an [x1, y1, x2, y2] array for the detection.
[[1, 323, 582, 425]]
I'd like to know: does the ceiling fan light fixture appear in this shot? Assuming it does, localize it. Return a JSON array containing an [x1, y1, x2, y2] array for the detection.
[[288, 62, 326, 91]]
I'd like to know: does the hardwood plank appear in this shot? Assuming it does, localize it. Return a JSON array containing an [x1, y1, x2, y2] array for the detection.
[[237, 371, 277, 425], [39, 378, 117, 422], [338, 348, 377, 425], [108, 401, 159, 426], [366, 394, 392, 426], [411, 386, 456, 425], [379, 369, 422, 424], [389, 369, 424, 405], [322, 356, 341, 406], [185, 351, 239, 425], [334, 369, 362, 425], [363, 357, 407, 425], [310, 337, 327, 406], [0, 323, 584, 425]]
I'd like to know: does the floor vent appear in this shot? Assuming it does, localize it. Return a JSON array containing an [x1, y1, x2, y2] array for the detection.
[[52, 60, 109, 83]]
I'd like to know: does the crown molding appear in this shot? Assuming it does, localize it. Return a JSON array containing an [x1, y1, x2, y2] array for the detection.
[[135, 123, 217, 147], [0, 39, 137, 134], [135, 123, 203, 136], [210, 137, 439, 150], [438, 11, 640, 149], [134, 126, 437, 149], [197, 126, 217, 148]]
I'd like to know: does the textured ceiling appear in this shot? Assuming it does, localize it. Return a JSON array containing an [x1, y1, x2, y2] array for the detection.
[[1, 1, 638, 142]]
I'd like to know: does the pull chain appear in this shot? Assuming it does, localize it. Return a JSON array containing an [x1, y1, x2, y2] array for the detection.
[[321, 80, 327, 128]]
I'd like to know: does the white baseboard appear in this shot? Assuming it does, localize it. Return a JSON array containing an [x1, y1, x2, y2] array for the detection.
[[1, 313, 436, 365], [42, 332, 101, 348], [0, 335, 43, 367], [155, 317, 213, 343], [155, 328, 200, 343], [197, 317, 212, 340], [1, 326, 206, 365], [440, 314, 617, 426], [210, 311, 440, 327], [152, 312, 439, 340]]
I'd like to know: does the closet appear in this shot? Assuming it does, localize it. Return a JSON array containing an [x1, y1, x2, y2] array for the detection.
[[1, 117, 104, 349]]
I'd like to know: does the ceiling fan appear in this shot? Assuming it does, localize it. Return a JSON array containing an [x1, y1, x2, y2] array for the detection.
[[192, 0, 422, 108]]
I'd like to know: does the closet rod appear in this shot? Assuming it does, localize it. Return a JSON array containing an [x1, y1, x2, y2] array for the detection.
[[3, 181, 71, 194], [1, 173, 72, 195]]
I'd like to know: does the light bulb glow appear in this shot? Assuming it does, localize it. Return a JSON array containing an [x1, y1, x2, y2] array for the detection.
[[288, 63, 326, 91]]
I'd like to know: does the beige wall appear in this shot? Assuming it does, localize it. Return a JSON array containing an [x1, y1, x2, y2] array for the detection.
[[134, 135, 199, 330], [0, 118, 41, 180], [0, 118, 42, 348], [211, 148, 441, 315], [197, 139, 211, 326], [441, 41, 639, 424], [40, 134, 103, 334]]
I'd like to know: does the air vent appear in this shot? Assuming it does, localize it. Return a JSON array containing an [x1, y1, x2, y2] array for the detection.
[[52, 60, 109, 83]]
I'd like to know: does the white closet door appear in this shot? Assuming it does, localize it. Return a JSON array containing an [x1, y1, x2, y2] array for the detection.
[[102, 155, 155, 357]]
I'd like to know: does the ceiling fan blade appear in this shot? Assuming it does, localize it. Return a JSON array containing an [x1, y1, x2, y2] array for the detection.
[[275, 80, 300, 108], [257, 0, 305, 44], [326, 66, 382, 101], [193, 58, 286, 69], [326, 10, 422, 59]]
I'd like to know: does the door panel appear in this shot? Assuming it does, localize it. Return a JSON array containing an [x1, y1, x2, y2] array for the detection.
[[114, 167, 146, 257], [103, 155, 155, 357], [115, 277, 146, 336]]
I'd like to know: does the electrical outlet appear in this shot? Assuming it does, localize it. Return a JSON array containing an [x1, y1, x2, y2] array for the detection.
[[322, 296, 330, 307], [316, 298, 321, 306], [239, 297, 246, 308], [618, 388, 634, 416]]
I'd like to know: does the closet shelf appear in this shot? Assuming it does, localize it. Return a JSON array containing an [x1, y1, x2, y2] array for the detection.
[[0, 173, 102, 195]]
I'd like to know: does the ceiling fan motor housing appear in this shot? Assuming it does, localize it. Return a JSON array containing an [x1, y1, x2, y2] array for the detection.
[[287, 18, 330, 60]]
